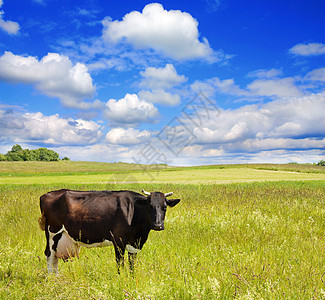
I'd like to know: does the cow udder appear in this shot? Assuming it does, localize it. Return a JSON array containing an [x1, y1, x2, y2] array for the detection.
[[56, 231, 80, 261]]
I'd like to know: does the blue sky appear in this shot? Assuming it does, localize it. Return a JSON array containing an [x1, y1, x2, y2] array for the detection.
[[0, 0, 324, 165]]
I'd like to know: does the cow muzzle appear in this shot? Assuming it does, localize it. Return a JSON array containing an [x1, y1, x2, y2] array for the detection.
[[153, 223, 164, 231]]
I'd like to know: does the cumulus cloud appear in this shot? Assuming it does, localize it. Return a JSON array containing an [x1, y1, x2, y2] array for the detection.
[[47, 143, 324, 165], [139, 64, 187, 89], [247, 78, 303, 98], [304, 68, 325, 82], [105, 128, 151, 145], [289, 42, 325, 56], [213, 78, 248, 96], [104, 93, 159, 126], [138, 64, 185, 106], [151, 89, 325, 165], [0, 110, 102, 145], [0, 52, 98, 109], [192, 73, 304, 99], [0, 1, 20, 35], [48, 143, 147, 164], [102, 3, 214, 60], [176, 92, 325, 154], [247, 68, 283, 79], [139, 90, 180, 106]]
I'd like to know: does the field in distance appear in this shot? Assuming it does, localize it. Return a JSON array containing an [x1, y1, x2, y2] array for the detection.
[[0, 161, 325, 185]]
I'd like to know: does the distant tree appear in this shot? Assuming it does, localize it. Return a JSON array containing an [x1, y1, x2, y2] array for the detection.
[[11, 144, 23, 152], [22, 149, 32, 161], [317, 160, 325, 166], [32, 148, 59, 161], [62, 156, 70, 161], [1, 144, 60, 162], [5, 144, 24, 161]]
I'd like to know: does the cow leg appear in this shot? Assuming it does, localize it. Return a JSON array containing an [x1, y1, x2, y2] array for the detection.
[[47, 251, 58, 274], [114, 246, 125, 274], [45, 229, 60, 274], [128, 252, 137, 273], [126, 244, 140, 272]]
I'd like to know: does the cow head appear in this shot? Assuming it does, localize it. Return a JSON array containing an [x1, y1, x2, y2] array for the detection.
[[141, 189, 180, 231]]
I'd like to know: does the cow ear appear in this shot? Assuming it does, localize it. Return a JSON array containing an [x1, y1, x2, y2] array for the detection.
[[166, 199, 180, 207]]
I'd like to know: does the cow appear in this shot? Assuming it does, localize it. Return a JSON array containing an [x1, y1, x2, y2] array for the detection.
[[38, 189, 180, 274]]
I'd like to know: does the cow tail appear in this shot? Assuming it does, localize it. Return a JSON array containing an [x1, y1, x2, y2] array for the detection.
[[38, 212, 46, 231]]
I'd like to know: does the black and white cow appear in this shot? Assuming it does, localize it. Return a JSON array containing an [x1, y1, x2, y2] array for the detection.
[[38, 189, 180, 273]]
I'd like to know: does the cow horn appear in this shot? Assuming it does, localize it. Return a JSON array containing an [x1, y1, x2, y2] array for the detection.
[[142, 189, 151, 196], [164, 192, 173, 197]]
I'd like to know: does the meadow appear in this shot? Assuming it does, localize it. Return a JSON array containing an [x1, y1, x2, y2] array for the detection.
[[0, 161, 325, 299]]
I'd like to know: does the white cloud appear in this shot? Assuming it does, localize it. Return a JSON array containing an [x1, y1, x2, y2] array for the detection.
[[224, 121, 249, 141], [137, 64, 185, 106], [49, 144, 132, 163], [105, 128, 150, 145], [239, 138, 325, 153], [0, 1, 20, 35], [179, 92, 325, 150], [47, 143, 324, 165], [190, 80, 218, 98], [139, 64, 187, 89], [191, 77, 247, 97], [304, 68, 325, 82], [192, 74, 303, 99], [0, 52, 97, 109], [0, 110, 102, 145], [247, 78, 303, 98], [247, 68, 283, 79], [289, 42, 325, 56], [139, 90, 180, 106], [104, 93, 159, 126], [102, 3, 214, 60], [213, 78, 248, 96], [182, 145, 224, 157], [87, 57, 127, 72]]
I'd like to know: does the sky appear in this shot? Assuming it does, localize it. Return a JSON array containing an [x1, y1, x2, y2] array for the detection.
[[0, 0, 324, 166]]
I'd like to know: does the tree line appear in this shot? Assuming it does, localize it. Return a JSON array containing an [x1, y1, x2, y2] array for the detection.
[[0, 144, 70, 161]]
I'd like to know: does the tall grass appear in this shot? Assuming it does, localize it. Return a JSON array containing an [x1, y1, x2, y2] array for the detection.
[[1, 181, 325, 299]]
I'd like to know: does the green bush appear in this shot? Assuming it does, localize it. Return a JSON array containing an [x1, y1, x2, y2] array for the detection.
[[2, 144, 60, 162], [317, 160, 325, 166]]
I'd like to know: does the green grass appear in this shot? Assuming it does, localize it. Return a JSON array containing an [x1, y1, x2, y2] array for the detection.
[[1, 161, 325, 185], [0, 162, 325, 298]]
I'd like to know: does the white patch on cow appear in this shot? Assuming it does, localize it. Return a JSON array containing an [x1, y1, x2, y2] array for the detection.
[[78, 239, 113, 248], [49, 226, 114, 259], [47, 227, 59, 273], [126, 244, 140, 253], [56, 231, 80, 260]]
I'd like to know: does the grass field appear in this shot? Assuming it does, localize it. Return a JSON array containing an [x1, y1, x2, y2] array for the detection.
[[1, 161, 325, 185], [0, 161, 325, 299]]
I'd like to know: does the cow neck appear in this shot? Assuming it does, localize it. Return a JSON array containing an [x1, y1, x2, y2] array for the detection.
[[132, 204, 151, 244]]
